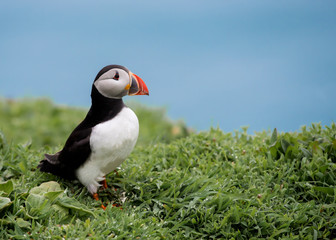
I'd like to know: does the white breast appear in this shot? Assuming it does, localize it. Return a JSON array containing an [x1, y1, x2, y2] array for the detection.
[[76, 107, 139, 194]]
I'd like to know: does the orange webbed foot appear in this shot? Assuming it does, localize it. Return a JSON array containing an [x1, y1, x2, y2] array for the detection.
[[93, 193, 106, 210], [102, 179, 108, 189]]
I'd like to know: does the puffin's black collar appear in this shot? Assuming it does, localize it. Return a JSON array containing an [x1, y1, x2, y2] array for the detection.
[[86, 85, 125, 126]]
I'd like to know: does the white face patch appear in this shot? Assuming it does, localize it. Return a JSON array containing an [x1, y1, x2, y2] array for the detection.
[[94, 68, 130, 98]]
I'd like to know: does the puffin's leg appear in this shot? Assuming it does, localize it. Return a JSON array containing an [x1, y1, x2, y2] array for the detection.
[[102, 178, 108, 189], [93, 193, 106, 210]]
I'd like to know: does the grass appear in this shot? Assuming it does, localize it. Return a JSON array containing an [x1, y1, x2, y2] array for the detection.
[[0, 98, 188, 147], [0, 98, 335, 239]]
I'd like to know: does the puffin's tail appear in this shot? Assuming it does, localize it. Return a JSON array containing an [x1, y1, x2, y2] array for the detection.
[[38, 153, 75, 180]]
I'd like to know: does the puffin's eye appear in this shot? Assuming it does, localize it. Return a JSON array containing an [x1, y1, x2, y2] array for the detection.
[[113, 71, 119, 80]]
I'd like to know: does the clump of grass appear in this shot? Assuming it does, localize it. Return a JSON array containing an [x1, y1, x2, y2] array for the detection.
[[0, 99, 335, 239]]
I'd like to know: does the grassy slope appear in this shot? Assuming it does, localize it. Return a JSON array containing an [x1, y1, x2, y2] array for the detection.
[[0, 99, 335, 239], [0, 98, 188, 147]]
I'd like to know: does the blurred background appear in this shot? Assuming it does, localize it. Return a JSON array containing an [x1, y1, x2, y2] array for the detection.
[[1, 0, 335, 133]]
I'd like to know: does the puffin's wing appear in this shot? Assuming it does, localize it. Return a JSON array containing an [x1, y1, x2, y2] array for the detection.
[[38, 128, 92, 179], [44, 152, 61, 164], [58, 128, 93, 168]]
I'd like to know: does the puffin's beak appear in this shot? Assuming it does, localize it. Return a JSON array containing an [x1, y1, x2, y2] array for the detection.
[[128, 72, 149, 96]]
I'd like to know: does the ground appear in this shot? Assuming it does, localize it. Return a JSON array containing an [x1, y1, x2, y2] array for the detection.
[[0, 99, 335, 239]]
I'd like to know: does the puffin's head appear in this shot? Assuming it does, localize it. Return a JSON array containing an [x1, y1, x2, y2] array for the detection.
[[93, 65, 149, 99]]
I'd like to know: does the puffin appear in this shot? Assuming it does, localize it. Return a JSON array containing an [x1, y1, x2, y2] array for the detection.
[[38, 65, 149, 206]]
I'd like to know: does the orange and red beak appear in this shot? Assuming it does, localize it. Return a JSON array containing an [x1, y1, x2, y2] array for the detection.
[[128, 72, 149, 96]]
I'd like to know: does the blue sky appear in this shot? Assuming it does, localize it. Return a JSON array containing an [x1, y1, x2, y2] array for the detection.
[[1, 1, 335, 132]]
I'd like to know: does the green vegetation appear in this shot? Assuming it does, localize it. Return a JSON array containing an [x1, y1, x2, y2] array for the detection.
[[0, 98, 335, 239], [0, 98, 188, 147]]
